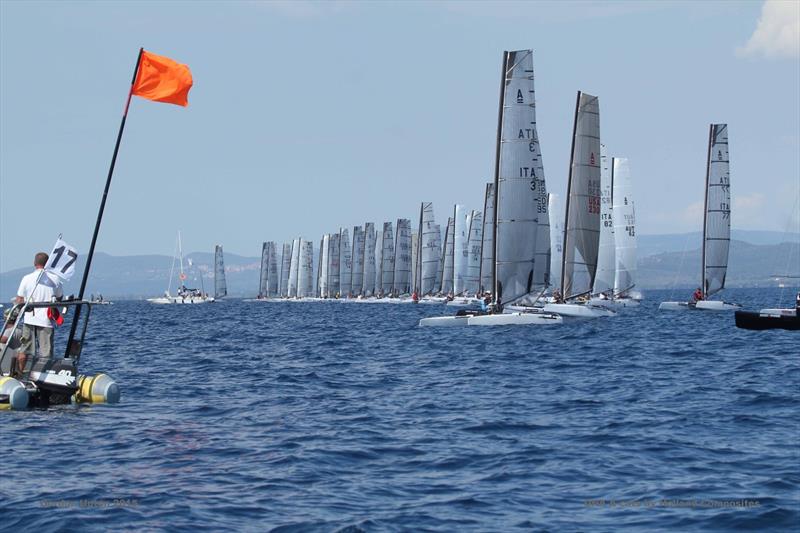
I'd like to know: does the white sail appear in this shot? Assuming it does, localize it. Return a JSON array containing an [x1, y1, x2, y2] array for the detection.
[[351, 226, 364, 297], [440, 216, 455, 295], [703, 123, 731, 298], [214, 245, 227, 299], [593, 144, 615, 295], [316, 237, 324, 297], [548, 194, 563, 291], [393, 218, 412, 295], [298, 240, 314, 297], [280, 242, 292, 297], [287, 238, 300, 298], [319, 234, 330, 297], [362, 222, 376, 296], [381, 222, 395, 295], [480, 183, 494, 293], [453, 205, 468, 295], [466, 210, 483, 295], [329, 232, 340, 296], [258, 242, 269, 298], [340, 228, 352, 297], [419, 203, 439, 295], [494, 50, 546, 305], [432, 223, 442, 294], [612, 158, 636, 296], [561, 91, 601, 300]]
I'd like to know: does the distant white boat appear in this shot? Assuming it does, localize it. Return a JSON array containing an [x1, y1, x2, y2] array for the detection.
[[659, 124, 740, 311], [148, 231, 214, 304]]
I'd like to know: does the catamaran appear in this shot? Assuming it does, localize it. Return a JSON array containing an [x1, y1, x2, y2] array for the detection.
[[659, 124, 740, 311], [543, 91, 615, 318], [148, 231, 214, 304], [421, 50, 561, 326]]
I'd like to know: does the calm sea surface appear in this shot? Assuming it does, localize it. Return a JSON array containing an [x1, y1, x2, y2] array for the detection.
[[1, 287, 798, 532]]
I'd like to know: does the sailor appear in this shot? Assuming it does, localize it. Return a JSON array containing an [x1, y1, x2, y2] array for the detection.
[[1, 307, 22, 350], [795, 292, 799, 314], [691, 287, 704, 303], [480, 293, 491, 313], [15, 252, 63, 375], [412, 291, 419, 303], [552, 288, 562, 303]]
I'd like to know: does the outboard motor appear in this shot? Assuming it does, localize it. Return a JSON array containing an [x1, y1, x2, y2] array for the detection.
[[28, 357, 79, 405]]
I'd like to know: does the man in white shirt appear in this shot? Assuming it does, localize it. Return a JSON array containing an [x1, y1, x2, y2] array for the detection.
[[15, 252, 63, 374]]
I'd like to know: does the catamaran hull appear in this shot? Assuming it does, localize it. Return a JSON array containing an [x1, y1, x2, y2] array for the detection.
[[543, 303, 616, 318], [446, 297, 480, 307], [418, 315, 472, 327], [467, 312, 563, 326], [588, 297, 640, 309], [659, 301, 740, 311], [147, 296, 214, 304]]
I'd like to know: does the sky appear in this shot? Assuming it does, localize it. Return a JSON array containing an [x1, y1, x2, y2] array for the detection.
[[1, 0, 798, 272]]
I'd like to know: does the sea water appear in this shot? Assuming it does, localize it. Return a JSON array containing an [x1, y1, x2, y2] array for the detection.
[[1, 288, 797, 531]]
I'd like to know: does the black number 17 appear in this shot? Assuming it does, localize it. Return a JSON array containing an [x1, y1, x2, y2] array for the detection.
[[51, 245, 78, 274]]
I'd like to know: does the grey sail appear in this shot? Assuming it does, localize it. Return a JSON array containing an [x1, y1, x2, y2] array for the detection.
[[480, 183, 495, 293], [466, 210, 483, 295], [548, 194, 563, 291], [420, 203, 439, 295], [280, 242, 292, 297], [329, 232, 340, 297], [612, 158, 636, 296], [287, 238, 300, 298], [319, 234, 330, 297], [316, 237, 324, 297], [593, 144, 615, 295], [432, 224, 443, 294], [453, 205, 468, 295], [410, 232, 418, 294], [561, 91, 601, 300], [362, 222, 376, 296], [494, 50, 547, 305], [298, 240, 314, 297], [267, 242, 278, 297], [375, 225, 384, 295], [703, 123, 731, 298], [381, 222, 395, 294], [214, 245, 227, 299], [440, 216, 455, 294], [258, 242, 269, 298], [340, 228, 352, 297], [393, 219, 412, 295], [350, 226, 364, 297]]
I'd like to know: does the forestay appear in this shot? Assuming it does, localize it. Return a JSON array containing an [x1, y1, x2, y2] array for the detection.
[[703, 123, 731, 298], [612, 158, 636, 296], [561, 91, 601, 300]]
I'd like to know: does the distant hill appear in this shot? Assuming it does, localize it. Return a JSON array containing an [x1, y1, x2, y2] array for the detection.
[[1, 231, 798, 300], [638, 240, 800, 289]]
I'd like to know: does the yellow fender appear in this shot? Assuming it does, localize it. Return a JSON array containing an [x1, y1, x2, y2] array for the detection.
[[75, 374, 120, 404], [0, 376, 29, 410]]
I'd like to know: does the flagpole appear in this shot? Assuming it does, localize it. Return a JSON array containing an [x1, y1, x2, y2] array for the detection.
[[65, 47, 144, 357]]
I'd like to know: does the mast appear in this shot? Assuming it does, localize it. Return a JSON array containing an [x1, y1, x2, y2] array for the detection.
[[701, 123, 712, 298], [417, 203, 423, 294], [560, 91, 582, 299], [492, 51, 509, 302], [178, 230, 185, 288]]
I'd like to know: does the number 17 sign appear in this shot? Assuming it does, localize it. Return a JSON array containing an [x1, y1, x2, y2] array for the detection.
[[47, 237, 79, 281]]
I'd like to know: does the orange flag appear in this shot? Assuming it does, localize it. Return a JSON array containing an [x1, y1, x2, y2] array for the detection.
[[131, 50, 193, 107]]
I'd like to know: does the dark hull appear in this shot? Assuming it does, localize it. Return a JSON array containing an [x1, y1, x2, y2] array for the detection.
[[735, 311, 800, 331]]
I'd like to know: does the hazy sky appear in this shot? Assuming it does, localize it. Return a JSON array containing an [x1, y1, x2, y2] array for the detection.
[[1, 0, 798, 271]]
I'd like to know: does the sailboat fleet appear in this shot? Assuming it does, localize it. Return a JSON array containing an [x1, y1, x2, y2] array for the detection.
[[151, 50, 743, 323]]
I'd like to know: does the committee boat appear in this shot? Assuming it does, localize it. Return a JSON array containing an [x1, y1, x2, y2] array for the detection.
[[148, 232, 215, 304]]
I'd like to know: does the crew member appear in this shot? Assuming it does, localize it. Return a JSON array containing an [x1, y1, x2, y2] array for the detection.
[[15, 252, 63, 375], [691, 287, 704, 303]]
